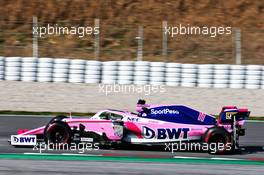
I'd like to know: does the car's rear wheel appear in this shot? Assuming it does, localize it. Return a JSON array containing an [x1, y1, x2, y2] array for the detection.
[[203, 127, 232, 154]]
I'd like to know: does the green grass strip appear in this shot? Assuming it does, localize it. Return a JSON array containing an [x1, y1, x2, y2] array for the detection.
[[0, 153, 263, 165]]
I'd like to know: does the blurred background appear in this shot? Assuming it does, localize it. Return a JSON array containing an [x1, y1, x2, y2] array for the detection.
[[0, 0, 263, 64]]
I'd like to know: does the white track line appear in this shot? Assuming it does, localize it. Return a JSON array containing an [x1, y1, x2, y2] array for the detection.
[[24, 152, 57, 155], [24, 152, 101, 156], [61, 153, 101, 156], [173, 156, 242, 161], [211, 157, 242, 160], [173, 156, 207, 159]]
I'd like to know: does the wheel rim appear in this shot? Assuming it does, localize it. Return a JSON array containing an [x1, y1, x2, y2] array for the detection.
[[47, 124, 69, 143], [209, 135, 227, 153]]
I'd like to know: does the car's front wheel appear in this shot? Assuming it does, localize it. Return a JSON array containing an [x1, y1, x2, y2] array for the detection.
[[44, 121, 72, 144]]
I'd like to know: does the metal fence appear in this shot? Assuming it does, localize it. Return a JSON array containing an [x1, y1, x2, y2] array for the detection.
[[0, 56, 263, 89], [0, 19, 263, 64]]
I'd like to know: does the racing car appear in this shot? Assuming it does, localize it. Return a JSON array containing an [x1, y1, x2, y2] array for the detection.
[[10, 99, 250, 154]]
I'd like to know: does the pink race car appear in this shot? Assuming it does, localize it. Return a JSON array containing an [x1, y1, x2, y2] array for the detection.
[[10, 99, 250, 154]]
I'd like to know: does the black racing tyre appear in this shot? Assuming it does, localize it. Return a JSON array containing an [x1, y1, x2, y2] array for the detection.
[[44, 121, 72, 144], [203, 127, 232, 154]]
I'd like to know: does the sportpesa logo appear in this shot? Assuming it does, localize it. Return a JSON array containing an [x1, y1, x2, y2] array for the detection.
[[150, 108, 179, 115]]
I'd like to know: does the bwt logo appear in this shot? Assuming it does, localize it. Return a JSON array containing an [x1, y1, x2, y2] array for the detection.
[[142, 126, 189, 139], [150, 108, 180, 115], [12, 136, 19, 143], [18, 137, 36, 143], [11, 135, 37, 146]]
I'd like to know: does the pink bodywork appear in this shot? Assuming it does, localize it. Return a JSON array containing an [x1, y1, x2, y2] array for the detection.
[[18, 105, 248, 144], [19, 118, 122, 141], [18, 110, 213, 143]]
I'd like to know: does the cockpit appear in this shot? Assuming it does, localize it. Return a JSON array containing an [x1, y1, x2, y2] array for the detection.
[[98, 111, 123, 120]]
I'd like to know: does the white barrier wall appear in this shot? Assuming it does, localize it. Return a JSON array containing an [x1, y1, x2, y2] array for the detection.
[[0, 81, 263, 116], [0, 56, 264, 89]]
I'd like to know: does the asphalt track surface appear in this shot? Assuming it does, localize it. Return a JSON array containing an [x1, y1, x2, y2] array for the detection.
[[0, 159, 263, 175], [0, 115, 264, 174]]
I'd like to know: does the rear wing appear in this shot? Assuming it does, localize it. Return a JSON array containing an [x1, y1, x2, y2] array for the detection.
[[219, 106, 250, 124]]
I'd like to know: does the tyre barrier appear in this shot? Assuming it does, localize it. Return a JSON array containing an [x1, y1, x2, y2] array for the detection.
[[21, 57, 37, 82], [180, 64, 197, 87], [0, 56, 264, 89], [68, 59, 86, 83], [117, 61, 134, 85], [53, 58, 70, 83], [197, 64, 214, 88], [212, 64, 230, 88], [165, 63, 181, 86], [85, 59, 101, 82], [4, 57, 21, 81], [101, 61, 118, 84], [133, 61, 150, 84], [37, 58, 53, 82], [149, 62, 166, 85]]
